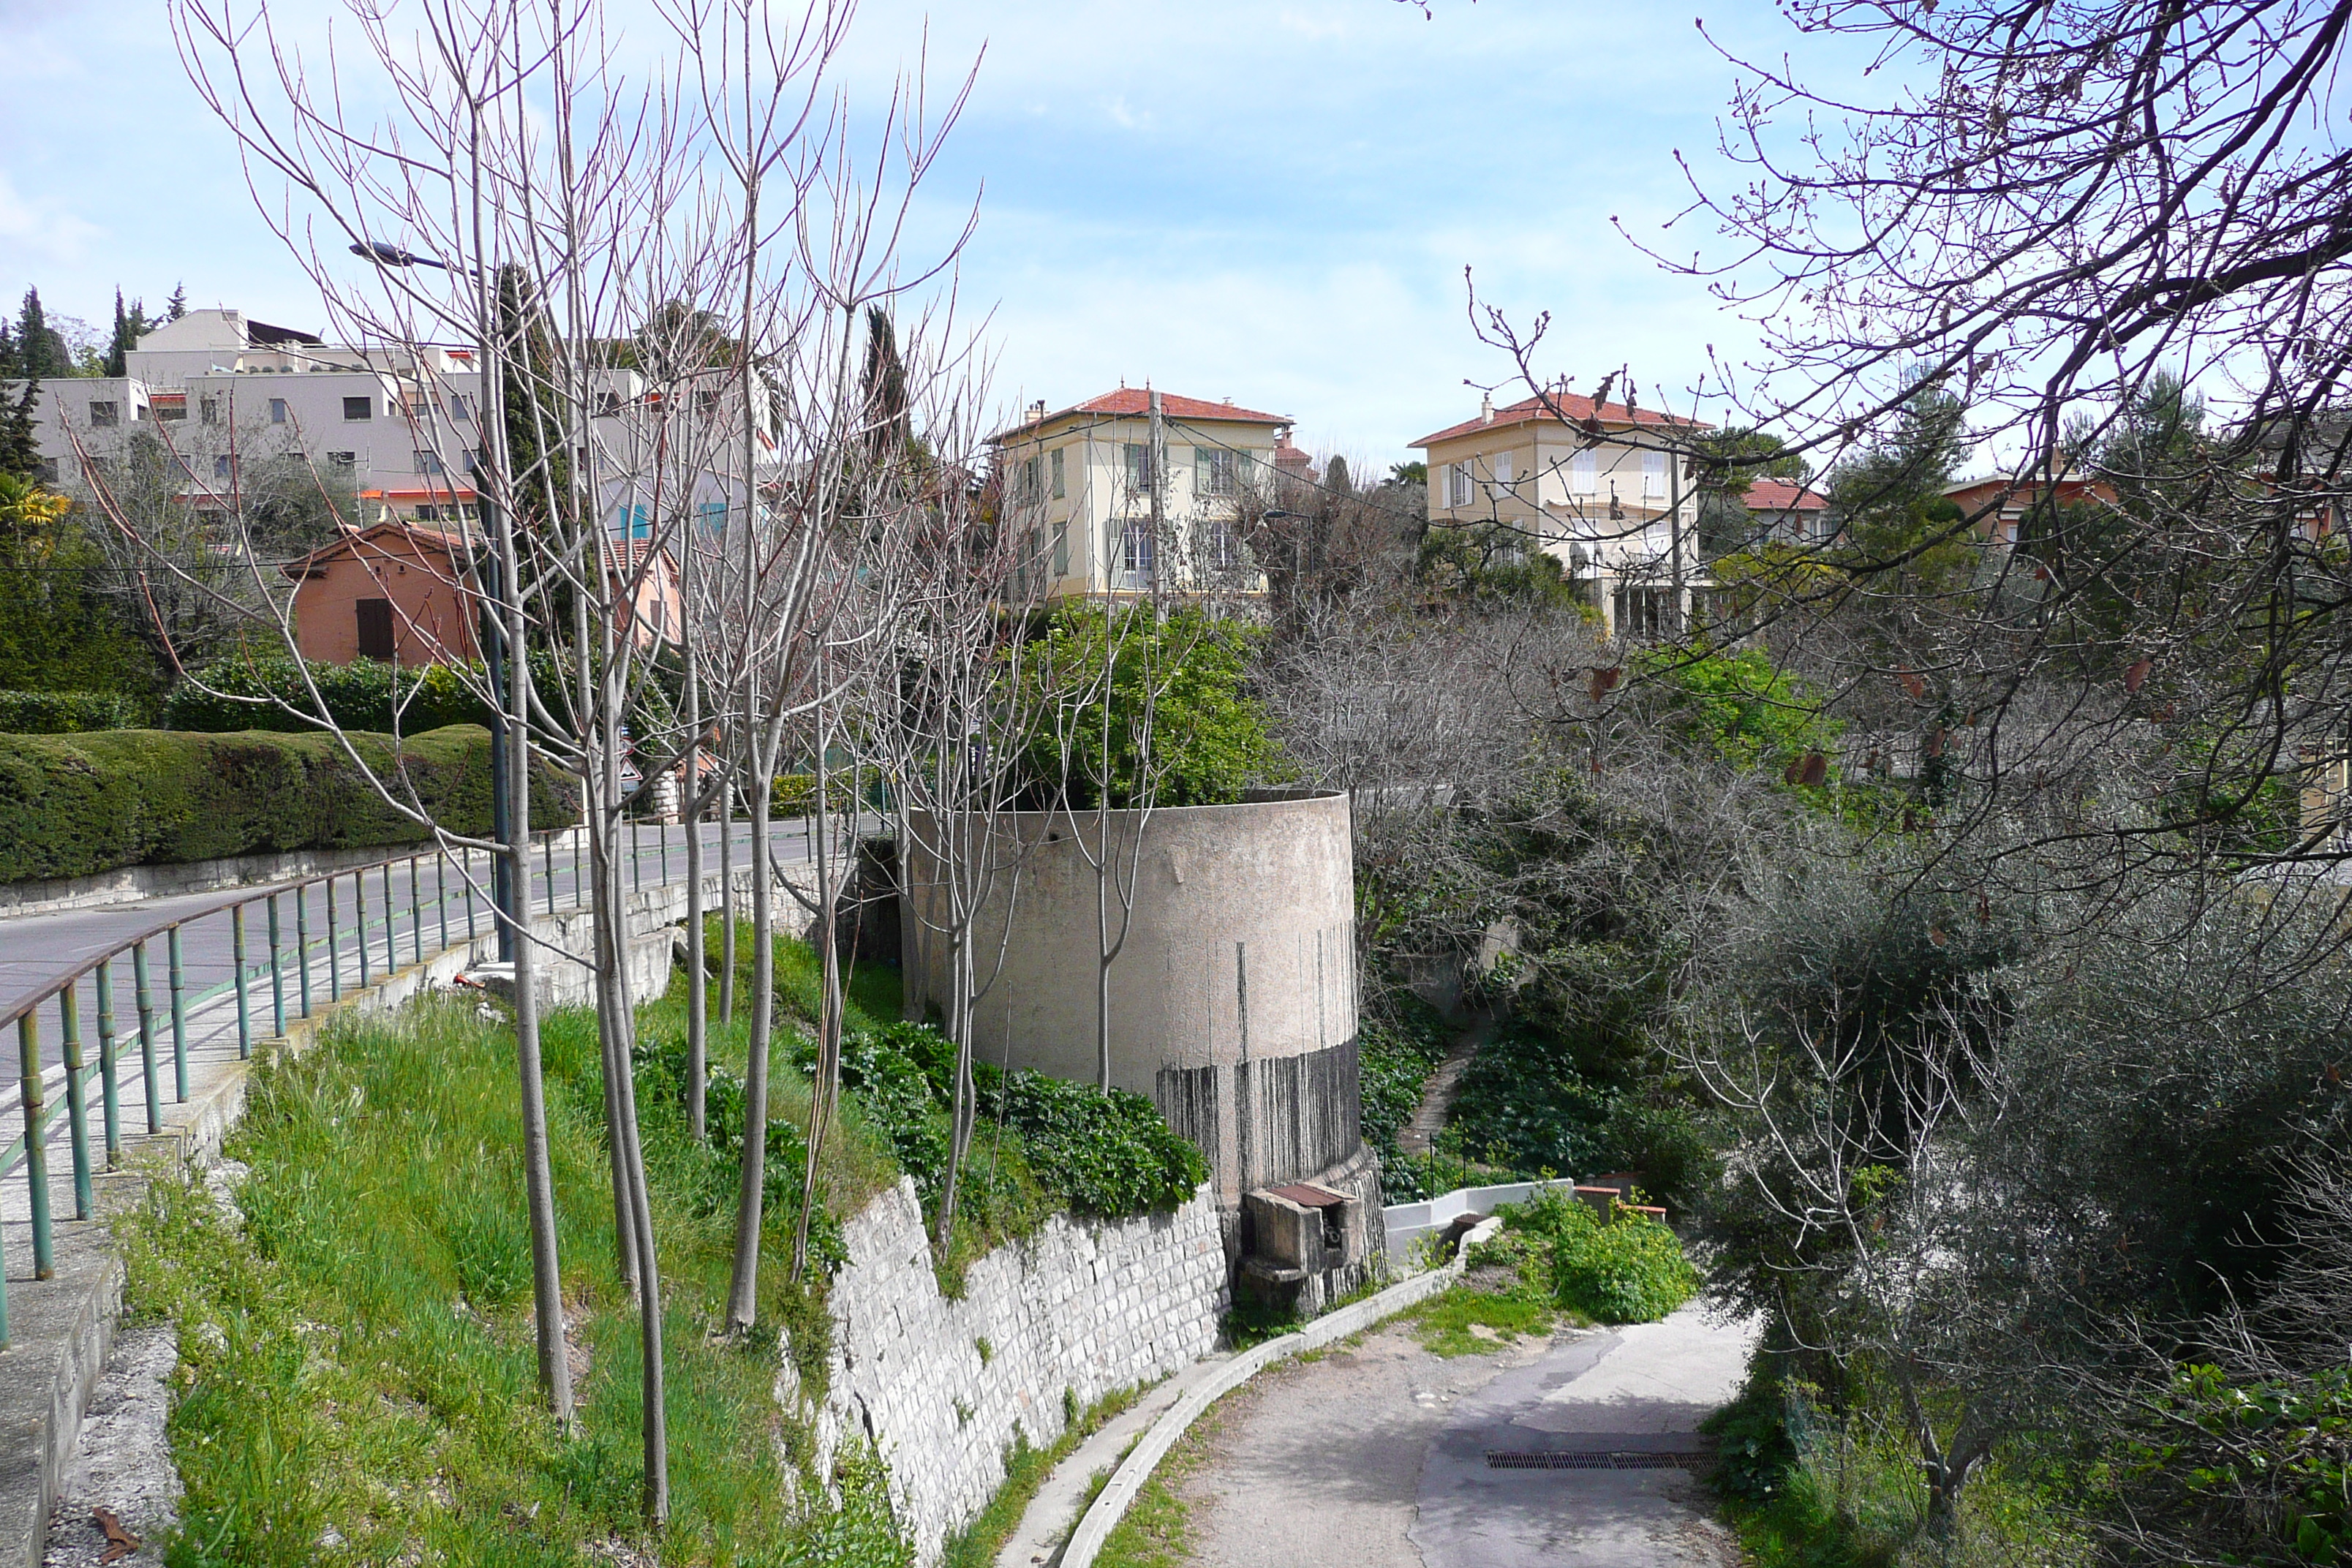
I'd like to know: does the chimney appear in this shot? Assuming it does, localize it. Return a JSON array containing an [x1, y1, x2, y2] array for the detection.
[[1480, 393, 1493, 425], [1028, 399, 1045, 420]]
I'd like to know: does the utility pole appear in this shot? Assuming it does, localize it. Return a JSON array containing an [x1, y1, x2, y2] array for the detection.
[[1668, 439, 1686, 639]]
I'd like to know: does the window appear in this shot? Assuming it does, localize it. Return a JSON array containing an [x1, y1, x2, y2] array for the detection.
[[595, 392, 622, 417], [1447, 462, 1471, 508], [414, 450, 445, 475], [618, 502, 651, 538], [200, 397, 222, 426], [1019, 454, 1041, 504], [404, 391, 433, 418], [326, 451, 356, 469], [214, 455, 233, 480], [1569, 449, 1597, 495], [1643, 451, 1667, 498], [1119, 520, 1155, 582], [1123, 442, 1153, 492], [355, 598, 396, 660], [1052, 514, 1069, 577], [1205, 518, 1241, 570], [415, 505, 440, 522], [449, 394, 473, 422], [1194, 447, 1237, 497], [173, 457, 195, 481], [269, 399, 289, 425], [696, 501, 728, 535], [88, 401, 118, 428], [1050, 447, 1065, 500], [155, 402, 186, 423], [342, 395, 372, 421], [1493, 451, 1514, 486]]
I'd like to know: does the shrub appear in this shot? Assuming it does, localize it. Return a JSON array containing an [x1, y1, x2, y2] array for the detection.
[[0, 690, 143, 734], [1358, 991, 1452, 1202], [0, 724, 579, 883], [1498, 1188, 1698, 1324], [162, 653, 499, 734], [771, 769, 877, 818]]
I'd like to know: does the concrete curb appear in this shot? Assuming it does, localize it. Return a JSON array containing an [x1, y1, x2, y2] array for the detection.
[[1056, 1214, 1504, 1568]]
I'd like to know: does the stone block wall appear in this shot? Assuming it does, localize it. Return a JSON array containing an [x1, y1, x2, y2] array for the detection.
[[783, 1177, 1229, 1566]]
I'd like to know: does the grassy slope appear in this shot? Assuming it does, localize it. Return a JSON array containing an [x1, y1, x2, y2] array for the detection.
[[125, 985, 910, 1567]]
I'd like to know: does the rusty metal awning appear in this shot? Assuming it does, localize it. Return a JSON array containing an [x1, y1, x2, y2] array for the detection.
[[1266, 1183, 1346, 1208]]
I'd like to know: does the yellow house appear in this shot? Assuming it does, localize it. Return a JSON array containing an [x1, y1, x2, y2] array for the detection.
[[1411, 388, 1712, 638], [989, 386, 1293, 599]]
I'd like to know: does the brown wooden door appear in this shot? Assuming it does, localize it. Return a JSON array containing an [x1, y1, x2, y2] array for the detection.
[[355, 598, 396, 660]]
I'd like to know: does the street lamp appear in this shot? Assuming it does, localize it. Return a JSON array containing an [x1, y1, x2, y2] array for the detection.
[[354, 239, 516, 958]]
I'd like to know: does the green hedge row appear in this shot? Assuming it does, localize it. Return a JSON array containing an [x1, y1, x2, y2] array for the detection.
[[0, 690, 144, 734], [0, 725, 581, 885], [161, 656, 497, 735]]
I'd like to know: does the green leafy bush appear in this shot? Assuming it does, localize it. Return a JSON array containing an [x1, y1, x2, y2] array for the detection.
[[810, 1018, 1207, 1219], [1357, 993, 1452, 1202], [0, 690, 142, 734], [1498, 1188, 1698, 1324], [2117, 1363, 2352, 1567], [0, 724, 579, 883]]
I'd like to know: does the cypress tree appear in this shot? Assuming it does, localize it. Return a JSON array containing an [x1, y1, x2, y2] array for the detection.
[[167, 283, 188, 322], [16, 290, 69, 380]]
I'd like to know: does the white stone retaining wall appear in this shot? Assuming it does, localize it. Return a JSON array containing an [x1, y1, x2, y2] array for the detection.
[[785, 1177, 1230, 1567]]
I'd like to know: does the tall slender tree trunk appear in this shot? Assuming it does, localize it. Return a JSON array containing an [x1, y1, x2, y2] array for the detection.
[[500, 513, 573, 1425], [683, 658, 707, 1142], [719, 767, 736, 1023], [725, 766, 774, 1328], [795, 709, 843, 1279]]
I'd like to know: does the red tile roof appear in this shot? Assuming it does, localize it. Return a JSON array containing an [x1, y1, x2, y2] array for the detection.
[[1745, 478, 1826, 511], [1411, 392, 1706, 450], [990, 388, 1292, 443], [281, 520, 472, 577]]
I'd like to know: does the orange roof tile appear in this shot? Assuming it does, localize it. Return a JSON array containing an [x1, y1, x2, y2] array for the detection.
[[1745, 478, 1826, 511], [990, 388, 1291, 443], [1411, 392, 1707, 450]]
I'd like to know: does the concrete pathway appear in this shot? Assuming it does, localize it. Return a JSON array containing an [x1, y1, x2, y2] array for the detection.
[[1395, 1014, 1493, 1159], [1172, 1302, 1755, 1568]]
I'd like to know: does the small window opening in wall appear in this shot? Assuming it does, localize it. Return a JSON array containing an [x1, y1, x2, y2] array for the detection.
[[88, 401, 118, 427], [355, 598, 396, 660], [343, 395, 373, 421], [1320, 1204, 1345, 1252]]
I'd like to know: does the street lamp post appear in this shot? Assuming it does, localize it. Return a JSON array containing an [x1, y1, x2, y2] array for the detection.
[[352, 240, 514, 957]]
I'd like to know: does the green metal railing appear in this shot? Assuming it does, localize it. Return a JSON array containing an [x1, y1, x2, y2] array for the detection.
[[0, 819, 738, 1348]]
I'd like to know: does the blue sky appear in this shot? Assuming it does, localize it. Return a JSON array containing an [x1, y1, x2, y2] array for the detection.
[[0, 0, 1860, 467]]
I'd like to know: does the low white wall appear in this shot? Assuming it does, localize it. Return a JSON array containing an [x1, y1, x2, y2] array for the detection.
[[1382, 1178, 1576, 1256], [786, 1177, 1230, 1567]]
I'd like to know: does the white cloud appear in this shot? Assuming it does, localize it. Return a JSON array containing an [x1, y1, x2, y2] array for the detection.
[[0, 171, 102, 272]]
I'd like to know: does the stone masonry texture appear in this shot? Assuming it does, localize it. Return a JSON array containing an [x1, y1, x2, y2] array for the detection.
[[780, 1177, 1230, 1567]]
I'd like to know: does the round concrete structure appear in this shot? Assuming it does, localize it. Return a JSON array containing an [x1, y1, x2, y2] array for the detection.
[[902, 790, 1367, 1214]]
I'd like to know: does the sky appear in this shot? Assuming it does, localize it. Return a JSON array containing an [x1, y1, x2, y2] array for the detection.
[[0, 0, 1869, 468]]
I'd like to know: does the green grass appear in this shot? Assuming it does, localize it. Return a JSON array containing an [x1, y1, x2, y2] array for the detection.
[[1091, 1384, 1242, 1568], [1406, 1284, 1558, 1357], [123, 995, 911, 1567], [938, 1383, 1147, 1568]]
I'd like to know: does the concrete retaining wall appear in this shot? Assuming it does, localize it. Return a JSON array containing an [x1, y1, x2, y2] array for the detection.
[[786, 1177, 1230, 1568]]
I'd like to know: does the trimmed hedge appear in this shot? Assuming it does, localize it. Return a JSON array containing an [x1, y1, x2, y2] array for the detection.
[[161, 655, 497, 735], [0, 725, 581, 885], [0, 690, 143, 734]]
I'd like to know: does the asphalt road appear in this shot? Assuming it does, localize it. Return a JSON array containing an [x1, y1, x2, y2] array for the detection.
[[0, 819, 818, 1224], [1178, 1301, 1756, 1568]]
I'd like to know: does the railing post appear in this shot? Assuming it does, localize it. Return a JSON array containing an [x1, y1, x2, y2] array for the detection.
[[233, 903, 252, 1060], [543, 832, 554, 916], [18, 1014, 53, 1279], [59, 984, 90, 1221], [381, 862, 396, 973], [94, 960, 120, 1166], [410, 856, 423, 966], [297, 884, 314, 1016], [133, 941, 161, 1134], [355, 870, 371, 990], [167, 924, 189, 1104], [436, 853, 449, 952], [464, 849, 478, 941], [326, 879, 341, 1003], [268, 893, 286, 1039]]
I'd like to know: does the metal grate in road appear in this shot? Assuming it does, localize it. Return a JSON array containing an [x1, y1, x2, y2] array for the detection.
[[1483, 1450, 1717, 1473]]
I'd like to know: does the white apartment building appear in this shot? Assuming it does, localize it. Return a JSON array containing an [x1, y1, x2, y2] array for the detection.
[[988, 386, 1293, 599], [13, 308, 773, 538], [1411, 388, 1711, 638]]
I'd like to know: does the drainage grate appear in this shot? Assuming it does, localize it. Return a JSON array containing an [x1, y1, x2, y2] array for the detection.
[[1484, 1450, 1717, 1473]]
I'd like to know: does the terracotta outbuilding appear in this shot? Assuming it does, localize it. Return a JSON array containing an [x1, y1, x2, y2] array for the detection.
[[283, 521, 481, 667]]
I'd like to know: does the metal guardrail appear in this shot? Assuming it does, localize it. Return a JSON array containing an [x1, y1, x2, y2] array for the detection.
[[0, 818, 716, 1348]]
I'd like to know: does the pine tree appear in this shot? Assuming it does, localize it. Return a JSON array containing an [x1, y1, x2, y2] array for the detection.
[[104, 290, 149, 378], [0, 383, 40, 481], [15, 290, 70, 380], [167, 283, 188, 322]]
